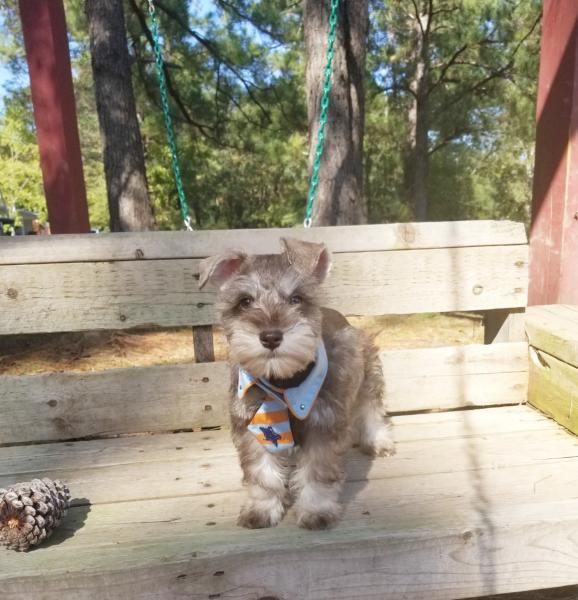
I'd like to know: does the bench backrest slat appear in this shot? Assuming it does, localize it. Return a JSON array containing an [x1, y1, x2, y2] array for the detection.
[[0, 221, 530, 444], [0, 221, 526, 265], [0, 222, 528, 336], [0, 342, 528, 444]]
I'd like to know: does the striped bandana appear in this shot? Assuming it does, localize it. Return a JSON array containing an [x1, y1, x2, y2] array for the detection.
[[237, 342, 328, 453]]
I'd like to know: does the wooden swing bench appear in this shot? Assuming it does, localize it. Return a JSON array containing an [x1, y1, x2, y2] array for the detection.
[[1, 221, 578, 600]]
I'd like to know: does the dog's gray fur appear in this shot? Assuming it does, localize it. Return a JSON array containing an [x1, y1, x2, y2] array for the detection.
[[199, 238, 394, 530]]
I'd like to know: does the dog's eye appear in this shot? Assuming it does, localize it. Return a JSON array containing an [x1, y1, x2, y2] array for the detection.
[[289, 294, 303, 305], [238, 296, 253, 309]]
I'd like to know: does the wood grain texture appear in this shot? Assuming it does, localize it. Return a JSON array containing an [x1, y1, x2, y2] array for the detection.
[[1, 412, 573, 507], [0, 361, 230, 444], [4, 499, 578, 600], [1, 342, 528, 444], [483, 308, 527, 343], [18, 0, 91, 235], [2, 406, 578, 600], [528, 347, 578, 437], [529, 2, 578, 306], [469, 587, 578, 600], [526, 305, 578, 367], [0, 244, 529, 335], [0, 405, 553, 480], [382, 341, 528, 412], [0, 221, 527, 265], [192, 325, 214, 362]]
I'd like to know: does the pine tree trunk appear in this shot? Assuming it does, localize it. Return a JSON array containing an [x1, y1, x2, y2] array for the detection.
[[304, 0, 369, 226], [86, 0, 155, 231], [407, 6, 431, 222]]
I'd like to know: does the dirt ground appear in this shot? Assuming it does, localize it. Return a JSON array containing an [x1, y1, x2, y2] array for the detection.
[[0, 313, 483, 376]]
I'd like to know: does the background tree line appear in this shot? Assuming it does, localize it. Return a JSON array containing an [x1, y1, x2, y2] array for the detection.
[[0, 0, 541, 231]]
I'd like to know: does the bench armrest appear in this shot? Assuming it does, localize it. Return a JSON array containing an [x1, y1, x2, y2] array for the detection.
[[526, 305, 578, 435]]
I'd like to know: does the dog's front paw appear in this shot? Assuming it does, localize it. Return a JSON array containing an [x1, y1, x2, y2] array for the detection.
[[237, 501, 284, 529], [297, 506, 341, 530], [360, 422, 396, 457]]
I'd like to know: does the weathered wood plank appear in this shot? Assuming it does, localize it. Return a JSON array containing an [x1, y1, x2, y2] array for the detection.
[[0, 405, 550, 469], [526, 305, 578, 367], [0, 342, 528, 444], [382, 341, 528, 376], [483, 308, 527, 343], [383, 341, 528, 412], [0, 402, 556, 468], [0, 362, 230, 444], [1, 413, 574, 506], [0, 244, 529, 335], [3, 449, 578, 542], [192, 325, 214, 362], [387, 372, 527, 413], [528, 347, 578, 437], [469, 587, 578, 600], [0, 220, 527, 265], [525, 305, 578, 435], [529, 1, 578, 306], [3, 427, 578, 600], [2, 406, 577, 599], [3, 499, 578, 600]]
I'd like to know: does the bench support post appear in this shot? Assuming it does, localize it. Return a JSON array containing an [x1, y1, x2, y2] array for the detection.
[[193, 326, 215, 363], [530, 0, 578, 304], [19, 0, 90, 234], [483, 309, 526, 344]]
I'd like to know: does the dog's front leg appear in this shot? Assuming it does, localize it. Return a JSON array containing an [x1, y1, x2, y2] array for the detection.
[[292, 432, 347, 530], [235, 431, 289, 529]]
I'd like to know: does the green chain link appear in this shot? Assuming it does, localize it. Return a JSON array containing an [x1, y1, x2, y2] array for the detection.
[[147, 0, 193, 231], [304, 0, 340, 228]]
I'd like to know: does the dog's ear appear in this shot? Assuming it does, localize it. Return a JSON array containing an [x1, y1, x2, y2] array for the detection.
[[280, 238, 332, 283], [198, 250, 247, 289]]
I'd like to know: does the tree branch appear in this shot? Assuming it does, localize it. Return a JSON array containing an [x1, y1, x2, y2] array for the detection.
[[128, 0, 217, 141], [428, 43, 468, 93], [215, 0, 285, 43], [431, 6, 459, 18], [428, 127, 476, 155], [424, 0, 434, 38], [152, 0, 273, 123], [410, 0, 425, 36], [435, 11, 542, 115]]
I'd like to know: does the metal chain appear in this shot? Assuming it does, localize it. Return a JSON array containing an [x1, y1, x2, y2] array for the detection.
[[147, 0, 193, 231], [304, 0, 340, 228]]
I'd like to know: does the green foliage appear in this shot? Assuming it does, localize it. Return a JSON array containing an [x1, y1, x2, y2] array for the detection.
[[0, 0, 541, 230], [0, 92, 45, 220], [371, 0, 541, 221]]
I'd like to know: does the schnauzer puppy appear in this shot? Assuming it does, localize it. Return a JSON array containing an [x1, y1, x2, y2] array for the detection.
[[199, 238, 394, 530]]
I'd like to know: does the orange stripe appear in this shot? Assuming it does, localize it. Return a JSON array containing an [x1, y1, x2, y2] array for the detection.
[[250, 410, 289, 425], [256, 431, 293, 445]]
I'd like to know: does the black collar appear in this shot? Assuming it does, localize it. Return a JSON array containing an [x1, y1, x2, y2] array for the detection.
[[268, 361, 316, 390]]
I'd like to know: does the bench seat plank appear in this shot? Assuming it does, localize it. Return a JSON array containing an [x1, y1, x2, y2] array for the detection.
[[0, 406, 566, 505], [2, 405, 578, 600]]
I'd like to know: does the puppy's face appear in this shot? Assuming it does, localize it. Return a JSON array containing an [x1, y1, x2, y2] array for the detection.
[[199, 238, 331, 380]]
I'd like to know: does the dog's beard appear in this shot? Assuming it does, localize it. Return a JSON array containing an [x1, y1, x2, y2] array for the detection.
[[229, 320, 318, 380]]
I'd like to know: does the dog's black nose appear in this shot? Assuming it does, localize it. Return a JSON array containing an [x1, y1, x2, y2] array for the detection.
[[259, 330, 283, 350]]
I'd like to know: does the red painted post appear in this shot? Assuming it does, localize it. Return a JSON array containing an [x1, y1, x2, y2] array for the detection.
[[19, 0, 91, 234], [529, 0, 578, 305]]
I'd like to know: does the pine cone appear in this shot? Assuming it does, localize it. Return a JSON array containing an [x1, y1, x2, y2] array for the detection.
[[0, 478, 71, 552]]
